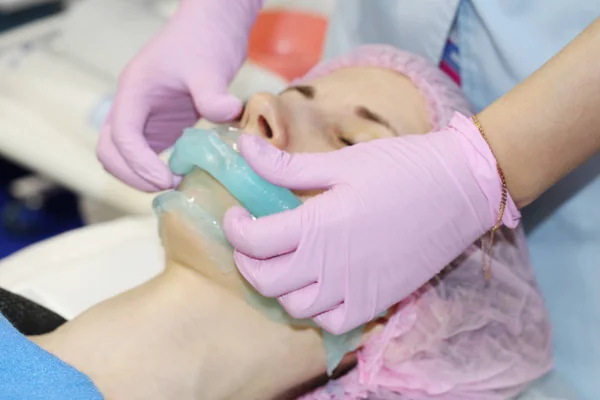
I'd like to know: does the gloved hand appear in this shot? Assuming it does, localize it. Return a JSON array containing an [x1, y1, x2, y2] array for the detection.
[[223, 113, 521, 335], [97, 0, 263, 191]]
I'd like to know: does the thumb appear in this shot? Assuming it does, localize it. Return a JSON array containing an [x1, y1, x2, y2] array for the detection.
[[190, 77, 242, 123], [237, 135, 342, 190], [224, 205, 302, 259]]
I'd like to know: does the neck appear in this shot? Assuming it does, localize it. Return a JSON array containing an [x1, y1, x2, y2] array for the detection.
[[32, 264, 328, 399]]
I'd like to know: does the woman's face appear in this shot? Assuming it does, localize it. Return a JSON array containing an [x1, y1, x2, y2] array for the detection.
[[237, 67, 431, 153], [162, 66, 432, 288]]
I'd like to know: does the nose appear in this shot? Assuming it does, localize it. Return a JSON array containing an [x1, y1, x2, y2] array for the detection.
[[240, 92, 288, 149]]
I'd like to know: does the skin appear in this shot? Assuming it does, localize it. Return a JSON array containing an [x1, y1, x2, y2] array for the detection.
[[479, 17, 600, 208], [28, 67, 431, 400]]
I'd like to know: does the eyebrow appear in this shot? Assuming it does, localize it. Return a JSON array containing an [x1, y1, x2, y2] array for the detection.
[[280, 85, 315, 99], [355, 106, 397, 136]]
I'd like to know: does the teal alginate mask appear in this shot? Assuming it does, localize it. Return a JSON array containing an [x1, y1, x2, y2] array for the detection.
[[153, 126, 363, 374]]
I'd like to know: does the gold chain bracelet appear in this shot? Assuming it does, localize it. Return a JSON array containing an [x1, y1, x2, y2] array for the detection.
[[471, 115, 508, 281]]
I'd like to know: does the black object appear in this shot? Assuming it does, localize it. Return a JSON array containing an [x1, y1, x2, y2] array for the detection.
[[0, 1, 64, 33], [0, 157, 29, 185], [0, 287, 66, 335]]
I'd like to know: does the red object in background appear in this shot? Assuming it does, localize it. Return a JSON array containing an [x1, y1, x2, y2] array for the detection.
[[247, 10, 328, 82]]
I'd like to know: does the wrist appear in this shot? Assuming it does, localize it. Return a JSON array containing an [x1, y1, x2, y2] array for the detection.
[[449, 112, 521, 228], [476, 107, 542, 209]]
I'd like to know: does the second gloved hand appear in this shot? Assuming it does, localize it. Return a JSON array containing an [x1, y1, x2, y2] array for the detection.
[[97, 0, 263, 191], [223, 113, 520, 335]]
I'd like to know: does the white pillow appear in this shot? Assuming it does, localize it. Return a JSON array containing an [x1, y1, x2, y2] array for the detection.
[[0, 216, 163, 319]]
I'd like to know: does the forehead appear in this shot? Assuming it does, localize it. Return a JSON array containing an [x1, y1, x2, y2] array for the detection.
[[305, 67, 407, 94]]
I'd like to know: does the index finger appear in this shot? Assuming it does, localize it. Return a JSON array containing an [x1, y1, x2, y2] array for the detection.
[[111, 89, 175, 190]]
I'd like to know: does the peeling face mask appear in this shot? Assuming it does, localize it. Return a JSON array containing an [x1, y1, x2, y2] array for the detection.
[[153, 126, 364, 374]]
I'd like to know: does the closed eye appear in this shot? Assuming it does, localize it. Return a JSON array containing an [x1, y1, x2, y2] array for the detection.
[[355, 105, 397, 136]]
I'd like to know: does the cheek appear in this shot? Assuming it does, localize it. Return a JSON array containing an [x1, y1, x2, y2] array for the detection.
[[288, 136, 338, 154], [283, 103, 339, 153]]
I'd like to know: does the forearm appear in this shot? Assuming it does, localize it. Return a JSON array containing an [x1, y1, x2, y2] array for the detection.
[[478, 17, 600, 208]]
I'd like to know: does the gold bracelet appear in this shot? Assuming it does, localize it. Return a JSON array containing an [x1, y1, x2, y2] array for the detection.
[[471, 115, 508, 281]]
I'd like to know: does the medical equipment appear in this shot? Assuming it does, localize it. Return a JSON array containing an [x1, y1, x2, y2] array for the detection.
[[156, 126, 363, 374], [0, 6, 157, 217]]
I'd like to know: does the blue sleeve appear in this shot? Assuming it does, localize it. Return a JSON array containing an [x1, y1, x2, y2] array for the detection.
[[0, 314, 103, 400]]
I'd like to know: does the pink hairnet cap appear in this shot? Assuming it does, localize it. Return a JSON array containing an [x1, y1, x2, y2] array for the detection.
[[293, 45, 473, 130]]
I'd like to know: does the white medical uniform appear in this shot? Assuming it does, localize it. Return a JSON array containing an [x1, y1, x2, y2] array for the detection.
[[324, 1, 600, 398]]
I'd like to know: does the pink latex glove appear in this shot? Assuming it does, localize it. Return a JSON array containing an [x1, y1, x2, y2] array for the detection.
[[97, 0, 263, 192], [224, 113, 521, 335]]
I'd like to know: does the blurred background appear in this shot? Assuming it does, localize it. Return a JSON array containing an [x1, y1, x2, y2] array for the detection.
[[0, 0, 333, 259]]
